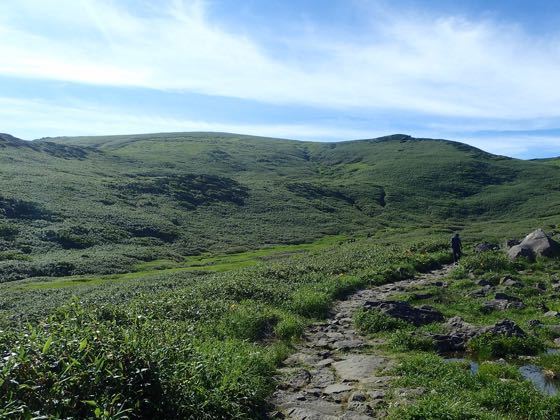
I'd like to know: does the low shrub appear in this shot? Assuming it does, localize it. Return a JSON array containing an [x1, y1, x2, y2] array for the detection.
[[354, 309, 409, 334], [390, 329, 434, 351], [290, 288, 330, 318], [460, 252, 512, 274], [467, 333, 545, 359]]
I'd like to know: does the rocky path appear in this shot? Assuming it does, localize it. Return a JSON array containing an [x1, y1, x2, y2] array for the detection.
[[269, 265, 453, 419]]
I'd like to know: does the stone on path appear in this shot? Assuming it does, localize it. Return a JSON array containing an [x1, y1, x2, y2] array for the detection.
[[363, 300, 444, 326], [333, 355, 389, 382]]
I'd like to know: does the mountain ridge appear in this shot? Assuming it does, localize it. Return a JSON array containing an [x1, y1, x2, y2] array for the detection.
[[0, 131, 558, 282]]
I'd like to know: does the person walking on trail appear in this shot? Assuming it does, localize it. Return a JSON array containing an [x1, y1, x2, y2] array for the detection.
[[451, 233, 462, 263]]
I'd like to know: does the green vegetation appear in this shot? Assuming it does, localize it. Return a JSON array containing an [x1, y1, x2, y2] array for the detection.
[[0, 132, 559, 282], [1, 131, 560, 417], [0, 237, 449, 418], [354, 308, 410, 333], [468, 333, 545, 359], [389, 354, 560, 419]]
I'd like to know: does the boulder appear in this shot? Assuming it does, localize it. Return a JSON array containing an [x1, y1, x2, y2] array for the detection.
[[468, 287, 491, 298], [508, 245, 536, 261], [528, 319, 543, 328], [477, 279, 494, 287], [494, 292, 522, 302], [363, 300, 444, 326], [508, 229, 560, 260], [506, 239, 521, 247], [481, 299, 524, 313], [500, 277, 523, 288], [431, 317, 480, 353], [482, 319, 526, 337], [475, 242, 499, 252], [431, 318, 527, 353]]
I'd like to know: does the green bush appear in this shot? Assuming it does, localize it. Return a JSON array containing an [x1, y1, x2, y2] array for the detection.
[[354, 309, 409, 334], [460, 252, 512, 274], [290, 288, 330, 318], [274, 313, 305, 340], [390, 329, 434, 351], [220, 300, 279, 341], [535, 353, 560, 377], [467, 333, 545, 359]]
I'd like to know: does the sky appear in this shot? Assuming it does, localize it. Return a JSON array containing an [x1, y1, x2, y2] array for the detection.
[[1, 0, 560, 158]]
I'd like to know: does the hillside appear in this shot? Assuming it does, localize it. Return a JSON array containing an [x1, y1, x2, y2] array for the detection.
[[0, 131, 559, 281]]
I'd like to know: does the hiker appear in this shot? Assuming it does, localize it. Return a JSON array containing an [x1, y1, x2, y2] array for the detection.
[[451, 233, 462, 263]]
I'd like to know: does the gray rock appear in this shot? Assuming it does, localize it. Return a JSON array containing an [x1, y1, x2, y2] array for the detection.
[[349, 392, 367, 402], [283, 400, 343, 420], [468, 287, 491, 298], [544, 311, 560, 318], [316, 358, 334, 367], [432, 281, 448, 287], [508, 229, 560, 260], [368, 390, 386, 399], [482, 319, 526, 337], [332, 355, 388, 382], [332, 339, 364, 350], [323, 383, 353, 395], [528, 319, 543, 327], [309, 367, 336, 388], [481, 299, 524, 313], [507, 239, 521, 247], [475, 242, 499, 252], [477, 279, 494, 287], [363, 300, 444, 326], [508, 245, 535, 261], [501, 278, 524, 288], [282, 369, 312, 390], [495, 292, 522, 301], [433, 317, 527, 352]]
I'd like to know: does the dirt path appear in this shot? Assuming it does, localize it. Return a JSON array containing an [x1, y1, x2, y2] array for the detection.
[[269, 265, 453, 419]]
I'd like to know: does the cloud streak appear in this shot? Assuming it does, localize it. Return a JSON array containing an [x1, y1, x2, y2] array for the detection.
[[1, 0, 560, 120], [1, 96, 557, 159]]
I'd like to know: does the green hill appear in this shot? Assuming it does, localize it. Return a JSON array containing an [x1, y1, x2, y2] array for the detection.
[[0, 131, 559, 281]]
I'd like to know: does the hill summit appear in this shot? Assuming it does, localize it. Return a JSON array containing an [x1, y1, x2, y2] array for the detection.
[[0, 131, 558, 281]]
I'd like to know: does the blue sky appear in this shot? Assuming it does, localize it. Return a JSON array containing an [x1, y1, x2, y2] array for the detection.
[[1, 0, 560, 158]]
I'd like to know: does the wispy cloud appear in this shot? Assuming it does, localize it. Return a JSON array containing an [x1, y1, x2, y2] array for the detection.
[[1, 96, 557, 159], [0, 96, 375, 141], [1, 0, 560, 120]]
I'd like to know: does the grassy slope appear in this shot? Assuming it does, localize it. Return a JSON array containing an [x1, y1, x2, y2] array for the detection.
[[1, 131, 559, 282], [1, 131, 560, 417]]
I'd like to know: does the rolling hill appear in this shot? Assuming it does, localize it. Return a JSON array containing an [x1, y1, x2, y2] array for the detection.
[[0, 131, 559, 282]]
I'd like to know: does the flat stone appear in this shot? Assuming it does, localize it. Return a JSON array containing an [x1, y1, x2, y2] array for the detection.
[[316, 358, 335, 367], [545, 311, 560, 318], [323, 383, 353, 394], [283, 353, 320, 367], [282, 369, 312, 390], [332, 355, 388, 382], [368, 390, 386, 399], [283, 400, 342, 420], [309, 367, 336, 388], [332, 339, 364, 350]]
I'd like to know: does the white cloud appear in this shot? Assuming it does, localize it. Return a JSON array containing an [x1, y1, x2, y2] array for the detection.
[[1, 96, 558, 159], [0, 97, 375, 141], [1, 0, 560, 120]]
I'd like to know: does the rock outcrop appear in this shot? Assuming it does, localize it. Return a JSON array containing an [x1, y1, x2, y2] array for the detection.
[[363, 300, 444, 326], [507, 229, 560, 260]]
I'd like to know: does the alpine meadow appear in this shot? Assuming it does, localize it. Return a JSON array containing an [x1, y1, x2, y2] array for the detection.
[[3, 0, 560, 419]]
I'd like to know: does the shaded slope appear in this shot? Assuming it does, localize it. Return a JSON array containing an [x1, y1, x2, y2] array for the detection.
[[0, 132, 557, 281]]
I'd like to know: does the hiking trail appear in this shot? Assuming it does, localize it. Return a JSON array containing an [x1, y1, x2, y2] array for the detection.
[[269, 265, 453, 419]]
